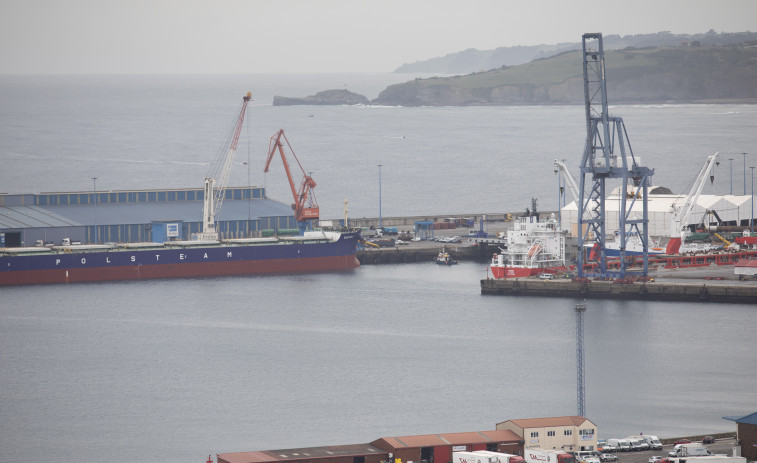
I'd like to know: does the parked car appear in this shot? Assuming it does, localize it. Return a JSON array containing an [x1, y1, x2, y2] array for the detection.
[[649, 457, 664, 463], [601, 454, 618, 462], [703, 436, 715, 444], [599, 443, 617, 453], [674, 439, 692, 445]]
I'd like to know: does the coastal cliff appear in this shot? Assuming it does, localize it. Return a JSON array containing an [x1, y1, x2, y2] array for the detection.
[[373, 45, 757, 106], [273, 44, 757, 107]]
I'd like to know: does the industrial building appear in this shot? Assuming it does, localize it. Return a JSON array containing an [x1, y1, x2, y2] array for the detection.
[[215, 417, 600, 463], [724, 411, 757, 461], [217, 443, 389, 463], [496, 416, 598, 452], [559, 189, 756, 241], [217, 429, 523, 463], [0, 186, 298, 247], [370, 429, 524, 463]]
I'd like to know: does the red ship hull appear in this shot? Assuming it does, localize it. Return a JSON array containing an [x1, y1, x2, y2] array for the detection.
[[490, 265, 569, 279], [1, 254, 360, 286]]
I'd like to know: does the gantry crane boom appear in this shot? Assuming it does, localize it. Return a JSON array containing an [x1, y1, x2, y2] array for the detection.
[[199, 92, 252, 240], [264, 129, 319, 224]]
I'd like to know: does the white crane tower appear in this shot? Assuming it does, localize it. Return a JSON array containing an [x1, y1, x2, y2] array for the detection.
[[195, 92, 252, 241]]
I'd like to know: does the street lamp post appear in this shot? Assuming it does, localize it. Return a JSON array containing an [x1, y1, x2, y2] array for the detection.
[[744, 153, 747, 195], [554, 165, 561, 227], [729, 158, 733, 195], [378, 164, 382, 230], [92, 177, 98, 244], [751, 167, 755, 234]]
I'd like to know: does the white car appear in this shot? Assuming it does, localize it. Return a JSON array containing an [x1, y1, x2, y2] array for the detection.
[[650, 456, 664, 463]]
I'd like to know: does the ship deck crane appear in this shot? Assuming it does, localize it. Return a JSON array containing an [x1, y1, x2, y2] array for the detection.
[[665, 152, 719, 254], [554, 159, 582, 204], [264, 129, 319, 232], [198, 92, 252, 241]]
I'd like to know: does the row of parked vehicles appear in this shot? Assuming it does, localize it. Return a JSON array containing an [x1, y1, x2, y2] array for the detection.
[[599, 435, 664, 453]]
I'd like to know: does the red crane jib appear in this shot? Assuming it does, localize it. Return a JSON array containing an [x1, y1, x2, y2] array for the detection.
[[264, 129, 319, 223]]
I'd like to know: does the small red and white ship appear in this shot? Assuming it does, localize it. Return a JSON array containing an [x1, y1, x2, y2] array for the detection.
[[490, 212, 570, 278]]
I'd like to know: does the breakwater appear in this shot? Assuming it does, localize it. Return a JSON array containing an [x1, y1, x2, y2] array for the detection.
[[480, 278, 757, 304]]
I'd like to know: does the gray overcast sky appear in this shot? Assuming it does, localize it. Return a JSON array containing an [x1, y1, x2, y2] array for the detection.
[[1, 0, 755, 74]]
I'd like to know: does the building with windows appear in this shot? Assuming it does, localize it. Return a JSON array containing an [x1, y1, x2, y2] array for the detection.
[[495, 416, 598, 452]]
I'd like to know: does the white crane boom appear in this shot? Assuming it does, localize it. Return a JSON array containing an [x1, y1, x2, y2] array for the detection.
[[554, 159, 581, 204], [196, 92, 252, 241], [670, 152, 719, 244]]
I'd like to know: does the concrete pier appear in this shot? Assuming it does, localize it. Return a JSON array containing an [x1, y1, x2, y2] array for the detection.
[[357, 244, 487, 265], [480, 277, 757, 303]]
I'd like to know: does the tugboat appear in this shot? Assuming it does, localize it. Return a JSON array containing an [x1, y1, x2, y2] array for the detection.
[[434, 247, 459, 265]]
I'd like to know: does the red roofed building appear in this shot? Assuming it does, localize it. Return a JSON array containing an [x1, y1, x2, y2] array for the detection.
[[370, 430, 524, 463], [495, 416, 597, 452], [217, 443, 389, 463]]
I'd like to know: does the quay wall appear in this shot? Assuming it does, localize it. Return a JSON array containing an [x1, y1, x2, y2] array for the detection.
[[357, 245, 486, 265], [348, 212, 524, 229], [480, 278, 757, 304]]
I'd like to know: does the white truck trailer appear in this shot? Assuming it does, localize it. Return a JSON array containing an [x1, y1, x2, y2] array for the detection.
[[454, 451, 525, 463], [523, 448, 576, 463], [673, 443, 712, 457], [471, 450, 526, 463], [661, 456, 745, 463]]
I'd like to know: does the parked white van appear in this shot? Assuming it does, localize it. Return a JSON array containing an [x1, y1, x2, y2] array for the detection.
[[606, 439, 630, 452], [640, 435, 663, 451], [625, 438, 648, 451]]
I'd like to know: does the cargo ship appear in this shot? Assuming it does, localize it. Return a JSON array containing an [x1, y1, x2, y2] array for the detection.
[[0, 93, 366, 287], [0, 229, 361, 286], [490, 212, 570, 278]]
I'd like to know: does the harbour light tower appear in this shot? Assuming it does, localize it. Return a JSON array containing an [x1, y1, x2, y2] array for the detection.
[[575, 303, 587, 417]]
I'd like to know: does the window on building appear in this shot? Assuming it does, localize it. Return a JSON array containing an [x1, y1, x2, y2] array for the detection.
[[579, 429, 595, 436], [530, 432, 539, 438], [564, 430, 573, 436], [547, 431, 555, 437]]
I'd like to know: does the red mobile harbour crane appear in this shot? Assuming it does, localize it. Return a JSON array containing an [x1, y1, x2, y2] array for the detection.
[[264, 129, 319, 232]]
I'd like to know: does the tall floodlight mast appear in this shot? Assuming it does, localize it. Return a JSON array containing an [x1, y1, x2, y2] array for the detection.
[[577, 33, 654, 279], [575, 303, 587, 417]]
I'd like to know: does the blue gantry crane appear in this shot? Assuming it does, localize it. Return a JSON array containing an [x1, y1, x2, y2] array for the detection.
[[576, 33, 655, 280]]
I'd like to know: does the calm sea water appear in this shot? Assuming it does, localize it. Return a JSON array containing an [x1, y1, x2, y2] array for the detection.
[[2, 74, 756, 218], [1, 74, 757, 463]]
